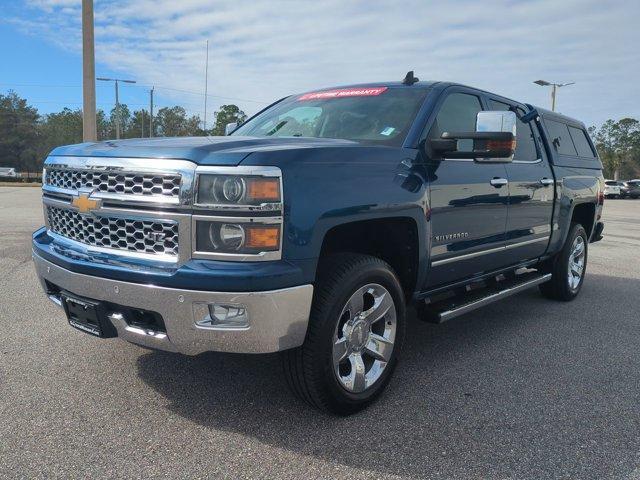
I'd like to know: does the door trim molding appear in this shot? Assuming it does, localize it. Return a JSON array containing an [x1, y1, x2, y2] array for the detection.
[[431, 236, 549, 267]]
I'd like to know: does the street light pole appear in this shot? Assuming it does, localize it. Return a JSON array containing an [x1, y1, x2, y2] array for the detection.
[[533, 79, 575, 112], [149, 86, 154, 138], [204, 40, 209, 131], [115, 79, 120, 139], [81, 0, 97, 142], [97, 77, 136, 139]]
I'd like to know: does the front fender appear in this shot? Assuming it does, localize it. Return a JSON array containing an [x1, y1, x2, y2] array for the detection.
[[243, 146, 430, 286]]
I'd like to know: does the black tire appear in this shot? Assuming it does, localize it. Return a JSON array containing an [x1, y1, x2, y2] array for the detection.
[[281, 253, 406, 415], [539, 223, 588, 301]]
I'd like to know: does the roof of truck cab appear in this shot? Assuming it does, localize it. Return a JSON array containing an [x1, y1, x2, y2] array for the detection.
[[295, 81, 440, 93], [529, 106, 587, 128], [291, 81, 589, 129]]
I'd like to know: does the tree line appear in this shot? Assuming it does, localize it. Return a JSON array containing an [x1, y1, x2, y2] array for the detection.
[[0, 91, 246, 173], [589, 119, 640, 180], [1, 90, 639, 179]]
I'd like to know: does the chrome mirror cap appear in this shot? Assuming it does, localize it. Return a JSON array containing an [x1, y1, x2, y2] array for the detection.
[[225, 122, 238, 136], [476, 111, 517, 135]]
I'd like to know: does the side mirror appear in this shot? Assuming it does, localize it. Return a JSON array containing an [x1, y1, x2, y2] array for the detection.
[[430, 111, 517, 162], [225, 122, 238, 136]]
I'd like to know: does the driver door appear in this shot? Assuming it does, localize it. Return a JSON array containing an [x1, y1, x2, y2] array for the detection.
[[424, 89, 511, 288]]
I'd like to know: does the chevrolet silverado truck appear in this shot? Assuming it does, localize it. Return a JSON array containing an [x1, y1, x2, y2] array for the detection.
[[33, 74, 605, 414]]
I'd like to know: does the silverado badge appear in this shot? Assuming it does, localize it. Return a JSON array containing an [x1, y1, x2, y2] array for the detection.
[[434, 232, 469, 243]]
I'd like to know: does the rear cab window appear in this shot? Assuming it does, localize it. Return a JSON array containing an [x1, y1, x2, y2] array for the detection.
[[541, 115, 601, 169], [568, 126, 596, 158], [544, 119, 578, 156]]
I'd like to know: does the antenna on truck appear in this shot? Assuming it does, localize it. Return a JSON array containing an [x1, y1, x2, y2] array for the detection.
[[402, 71, 419, 85]]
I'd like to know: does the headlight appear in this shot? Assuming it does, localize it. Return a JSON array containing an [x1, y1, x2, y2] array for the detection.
[[193, 167, 283, 261], [195, 220, 281, 255], [196, 174, 281, 208]]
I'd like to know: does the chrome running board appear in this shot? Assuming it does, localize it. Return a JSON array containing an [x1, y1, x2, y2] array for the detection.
[[424, 272, 552, 324]]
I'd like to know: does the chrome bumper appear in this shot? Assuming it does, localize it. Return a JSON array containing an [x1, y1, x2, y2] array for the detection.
[[33, 252, 313, 355]]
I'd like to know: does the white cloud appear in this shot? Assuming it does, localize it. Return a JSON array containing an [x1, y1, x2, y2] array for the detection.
[[9, 0, 640, 126]]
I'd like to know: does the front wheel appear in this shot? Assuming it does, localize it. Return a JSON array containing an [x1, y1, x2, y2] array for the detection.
[[539, 223, 588, 301], [282, 253, 405, 415]]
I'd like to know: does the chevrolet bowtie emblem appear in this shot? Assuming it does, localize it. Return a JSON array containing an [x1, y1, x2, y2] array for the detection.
[[71, 192, 101, 214]]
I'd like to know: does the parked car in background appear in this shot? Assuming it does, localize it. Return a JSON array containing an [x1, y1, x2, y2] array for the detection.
[[604, 180, 621, 198], [618, 181, 630, 198], [623, 180, 640, 199], [0, 167, 18, 178]]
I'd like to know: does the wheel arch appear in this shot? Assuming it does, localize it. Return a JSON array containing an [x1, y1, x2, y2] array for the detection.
[[317, 215, 425, 299]]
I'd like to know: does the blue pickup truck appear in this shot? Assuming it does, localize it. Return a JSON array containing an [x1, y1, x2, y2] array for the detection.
[[33, 74, 604, 414]]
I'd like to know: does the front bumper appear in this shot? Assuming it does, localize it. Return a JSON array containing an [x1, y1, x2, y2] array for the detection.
[[33, 251, 313, 355]]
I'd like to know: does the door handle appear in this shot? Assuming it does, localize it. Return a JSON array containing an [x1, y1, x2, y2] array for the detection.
[[490, 178, 508, 187], [540, 178, 555, 186]]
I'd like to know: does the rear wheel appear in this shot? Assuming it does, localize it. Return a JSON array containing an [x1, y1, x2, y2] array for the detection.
[[539, 223, 588, 301], [282, 253, 405, 415]]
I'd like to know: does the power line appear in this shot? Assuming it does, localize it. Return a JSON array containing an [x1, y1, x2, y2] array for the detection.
[[0, 82, 269, 104]]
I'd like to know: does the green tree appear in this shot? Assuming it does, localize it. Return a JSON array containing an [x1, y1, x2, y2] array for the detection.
[[211, 104, 247, 136], [590, 118, 640, 179], [37, 108, 83, 160], [109, 103, 132, 139], [0, 91, 40, 171], [155, 106, 204, 137], [96, 109, 111, 141], [127, 109, 151, 138]]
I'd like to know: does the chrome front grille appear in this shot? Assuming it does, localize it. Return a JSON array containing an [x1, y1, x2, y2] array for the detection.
[[46, 205, 179, 257], [45, 168, 181, 198]]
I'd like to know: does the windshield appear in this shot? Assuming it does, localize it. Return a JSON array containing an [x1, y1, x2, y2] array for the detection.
[[233, 87, 428, 146]]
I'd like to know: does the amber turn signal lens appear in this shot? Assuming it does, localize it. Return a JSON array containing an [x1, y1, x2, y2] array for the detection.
[[486, 139, 517, 151], [245, 226, 280, 250], [246, 178, 280, 202]]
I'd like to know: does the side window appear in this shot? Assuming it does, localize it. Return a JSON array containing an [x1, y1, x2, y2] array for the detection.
[[429, 93, 482, 151], [568, 126, 596, 158], [545, 119, 578, 156], [487, 100, 538, 162]]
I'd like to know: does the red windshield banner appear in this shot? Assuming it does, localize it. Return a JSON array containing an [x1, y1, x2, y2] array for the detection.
[[297, 87, 388, 101]]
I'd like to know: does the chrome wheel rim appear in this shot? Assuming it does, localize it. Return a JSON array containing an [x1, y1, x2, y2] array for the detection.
[[332, 283, 397, 393], [568, 235, 585, 290]]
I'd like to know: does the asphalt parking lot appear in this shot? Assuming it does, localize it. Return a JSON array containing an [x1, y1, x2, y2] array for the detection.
[[2, 187, 640, 479]]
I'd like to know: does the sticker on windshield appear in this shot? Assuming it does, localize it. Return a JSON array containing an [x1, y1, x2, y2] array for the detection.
[[298, 87, 388, 101], [380, 127, 395, 136]]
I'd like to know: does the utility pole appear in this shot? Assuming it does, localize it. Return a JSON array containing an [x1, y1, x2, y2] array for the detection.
[[97, 77, 136, 139], [81, 0, 97, 141], [204, 40, 209, 131], [115, 79, 120, 138], [140, 109, 144, 138], [533, 80, 575, 112], [149, 87, 154, 137]]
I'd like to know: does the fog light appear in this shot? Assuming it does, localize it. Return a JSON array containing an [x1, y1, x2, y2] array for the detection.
[[194, 303, 249, 329]]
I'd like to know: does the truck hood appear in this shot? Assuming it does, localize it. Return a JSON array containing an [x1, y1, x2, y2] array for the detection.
[[49, 136, 358, 166]]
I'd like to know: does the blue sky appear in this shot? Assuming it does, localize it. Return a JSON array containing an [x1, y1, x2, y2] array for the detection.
[[2, 0, 639, 128]]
